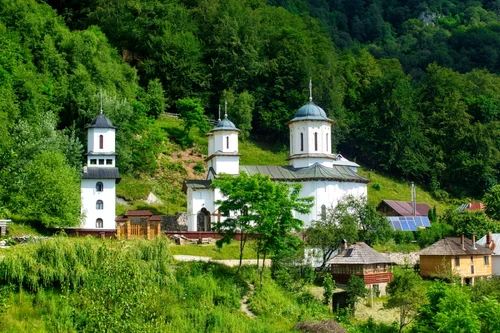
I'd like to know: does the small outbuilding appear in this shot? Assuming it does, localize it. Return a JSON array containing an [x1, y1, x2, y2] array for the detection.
[[419, 235, 492, 285], [115, 210, 162, 240], [327, 241, 394, 295]]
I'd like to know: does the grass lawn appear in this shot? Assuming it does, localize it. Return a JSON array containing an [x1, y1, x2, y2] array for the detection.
[[169, 240, 259, 260]]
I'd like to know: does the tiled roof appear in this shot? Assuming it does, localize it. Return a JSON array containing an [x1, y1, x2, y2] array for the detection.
[[239, 163, 368, 183], [327, 242, 394, 265], [419, 237, 492, 256], [150, 215, 162, 221], [126, 210, 153, 216], [183, 180, 212, 192], [82, 167, 120, 180], [115, 216, 128, 222], [378, 200, 430, 216]]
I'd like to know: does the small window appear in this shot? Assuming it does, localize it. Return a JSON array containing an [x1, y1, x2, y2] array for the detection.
[[300, 133, 304, 151], [226, 136, 229, 149], [485, 256, 490, 265], [321, 204, 326, 220], [455, 256, 460, 266], [90, 159, 97, 165], [471, 265, 475, 274], [106, 159, 113, 165], [326, 133, 329, 152], [99, 135, 104, 149], [96, 200, 103, 210], [96, 182, 103, 192], [471, 256, 474, 263], [99, 159, 104, 165], [314, 132, 318, 151], [96, 218, 103, 228]]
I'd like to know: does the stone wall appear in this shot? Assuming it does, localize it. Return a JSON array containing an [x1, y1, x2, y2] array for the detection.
[[161, 212, 188, 231]]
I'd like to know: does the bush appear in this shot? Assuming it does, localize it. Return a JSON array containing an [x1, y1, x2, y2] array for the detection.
[[393, 230, 415, 244]]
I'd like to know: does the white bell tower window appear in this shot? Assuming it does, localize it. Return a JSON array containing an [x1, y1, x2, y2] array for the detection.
[[96, 182, 103, 192], [300, 133, 304, 151], [314, 132, 318, 151], [99, 135, 104, 149], [96, 200, 103, 210], [226, 136, 229, 149], [96, 218, 103, 228], [326, 133, 329, 152]]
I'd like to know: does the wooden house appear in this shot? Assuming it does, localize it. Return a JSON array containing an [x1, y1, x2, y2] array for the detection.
[[377, 200, 431, 217], [327, 241, 394, 295], [419, 235, 492, 285], [116, 210, 162, 240]]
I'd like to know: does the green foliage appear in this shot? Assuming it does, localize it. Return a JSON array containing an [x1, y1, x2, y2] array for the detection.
[[385, 269, 426, 333], [441, 209, 500, 238], [177, 97, 209, 148], [393, 230, 415, 245], [143, 78, 166, 117], [484, 184, 500, 221], [322, 274, 335, 306], [415, 222, 454, 248], [346, 275, 367, 316]]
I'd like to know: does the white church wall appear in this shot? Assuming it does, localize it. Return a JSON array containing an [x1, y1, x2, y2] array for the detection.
[[81, 179, 116, 229], [187, 187, 215, 231], [208, 134, 214, 156], [213, 132, 239, 153], [213, 156, 239, 175], [87, 128, 115, 153]]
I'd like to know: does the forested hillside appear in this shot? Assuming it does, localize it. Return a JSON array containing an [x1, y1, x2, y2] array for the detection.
[[2, 0, 500, 226]]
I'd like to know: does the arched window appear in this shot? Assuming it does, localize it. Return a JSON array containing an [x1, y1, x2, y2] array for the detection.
[[96, 218, 103, 228], [99, 135, 104, 149], [314, 132, 318, 151], [300, 133, 304, 151], [321, 204, 326, 220], [96, 200, 103, 210], [96, 182, 103, 192], [326, 133, 329, 152]]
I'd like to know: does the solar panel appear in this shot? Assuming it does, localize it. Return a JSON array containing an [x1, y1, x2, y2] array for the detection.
[[386, 216, 431, 231], [421, 216, 431, 227]]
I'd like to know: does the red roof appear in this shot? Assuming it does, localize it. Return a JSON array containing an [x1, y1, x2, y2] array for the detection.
[[468, 202, 485, 211], [378, 200, 431, 216], [126, 210, 153, 216], [150, 215, 162, 221], [115, 216, 128, 222]]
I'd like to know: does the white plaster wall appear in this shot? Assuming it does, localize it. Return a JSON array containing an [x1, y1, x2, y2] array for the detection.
[[294, 180, 367, 227], [213, 131, 239, 153], [81, 179, 116, 229], [213, 156, 239, 175], [87, 128, 115, 153], [289, 121, 331, 157], [208, 134, 214, 156], [492, 256, 500, 276], [290, 157, 334, 168], [187, 187, 215, 231]]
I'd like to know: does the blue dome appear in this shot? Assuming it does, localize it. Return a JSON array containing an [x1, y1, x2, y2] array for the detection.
[[294, 101, 327, 119], [212, 115, 240, 132], [87, 114, 116, 129]]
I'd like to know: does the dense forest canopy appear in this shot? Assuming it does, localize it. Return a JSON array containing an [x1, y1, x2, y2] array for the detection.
[[2, 0, 500, 225]]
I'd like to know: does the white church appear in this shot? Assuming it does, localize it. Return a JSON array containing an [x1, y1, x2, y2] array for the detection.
[[184, 91, 368, 231], [79, 111, 120, 232]]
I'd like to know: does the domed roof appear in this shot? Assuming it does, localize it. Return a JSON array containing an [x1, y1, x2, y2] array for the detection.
[[86, 113, 116, 129], [212, 114, 240, 132], [290, 100, 330, 122]]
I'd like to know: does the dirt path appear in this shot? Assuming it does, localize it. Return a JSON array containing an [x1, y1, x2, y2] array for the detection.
[[240, 282, 256, 318]]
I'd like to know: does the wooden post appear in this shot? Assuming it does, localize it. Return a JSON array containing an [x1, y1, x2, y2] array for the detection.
[[126, 219, 131, 240], [146, 222, 151, 240]]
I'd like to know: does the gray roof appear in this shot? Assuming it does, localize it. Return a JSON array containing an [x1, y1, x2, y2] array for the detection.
[[82, 167, 120, 181], [477, 234, 500, 255], [86, 114, 116, 129], [419, 237, 492, 256], [85, 151, 117, 156], [289, 101, 333, 123], [327, 242, 394, 265], [183, 179, 212, 192], [239, 163, 368, 183], [212, 114, 240, 132]]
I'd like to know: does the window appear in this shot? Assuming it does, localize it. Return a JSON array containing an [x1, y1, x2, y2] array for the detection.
[[226, 136, 229, 149], [471, 265, 475, 274], [454, 256, 460, 266], [99, 135, 103, 149], [90, 159, 97, 165], [321, 204, 326, 220], [300, 133, 304, 151], [106, 159, 113, 165], [96, 218, 103, 228], [326, 133, 329, 152], [96, 182, 103, 192], [485, 256, 490, 265], [99, 159, 104, 165], [96, 200, 103, 210], [314, 132, 318, 151]]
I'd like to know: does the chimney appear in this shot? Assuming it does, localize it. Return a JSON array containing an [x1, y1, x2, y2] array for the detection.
[[343, 239, 348, 251], [461, 233, 465, 250], [472, 235, 476, 250], [411, 182, 416, 216], [486, 232, 492, 248]]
